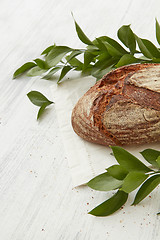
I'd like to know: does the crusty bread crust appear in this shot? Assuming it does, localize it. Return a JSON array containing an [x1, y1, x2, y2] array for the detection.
[[71, 63, 160, 146]]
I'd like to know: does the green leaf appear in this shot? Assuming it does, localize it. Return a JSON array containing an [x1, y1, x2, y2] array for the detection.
[[41, 45, 55, 55], [13, 62, 36, 79], [136, 36, 160, 58], [42, 66, 62, 80], [139, 55, 152, 61], [87, 172, 123, 191], [96, 52, 111, 61], [57, 65, 73, 83], [66, 56, 83, 70], [100, 36, 128, 56], [86, 44, 99, 51], [156, 156, 160, 168], [151, 58, 160, 63], [46, 46, 72, 67], [27, 66, 47, 77], [89, 190, 128, 216], [156, 18, 160, 45], [121, 171, 148, 193], [118, 25, 136, 54], [37, 102, 52, 120], [34, 58, 49, 69], [140, 148, 160, 168], [83, 51, 95, 70], [132, 174, 160, 205], [136, 37, 152, 58], [111, 146, 151, 173], [116, 54, 139, 67], [66, 50, 83, 63], [94, 38, 109, 53], [107, 165, 128, 180], [91, 57, 117, 78], [72, 14, 93, 45], [27, 91, 53, 107], [27, 91, 54, 120], [91, 66, 113, 81]]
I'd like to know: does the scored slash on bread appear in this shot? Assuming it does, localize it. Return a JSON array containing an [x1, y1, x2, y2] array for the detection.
[[71, 63, 160, 146]]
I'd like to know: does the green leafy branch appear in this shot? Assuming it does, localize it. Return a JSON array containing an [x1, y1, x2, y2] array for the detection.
[[27, 91, 54, 120], [87, 147, 160, 217], [13, 18, 160, 82], [13, 17, 160, 119]]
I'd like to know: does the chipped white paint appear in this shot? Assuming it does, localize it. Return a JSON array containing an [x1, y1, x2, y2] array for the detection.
[[1, 0, 160, 239]]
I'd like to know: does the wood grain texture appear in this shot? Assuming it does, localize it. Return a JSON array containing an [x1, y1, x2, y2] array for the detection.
[[1, 0, 160, 239]]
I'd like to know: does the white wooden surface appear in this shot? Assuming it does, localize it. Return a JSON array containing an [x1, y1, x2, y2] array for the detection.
[[1, 0, 160, 239]]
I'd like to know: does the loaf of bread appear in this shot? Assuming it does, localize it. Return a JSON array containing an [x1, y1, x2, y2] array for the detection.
[[71, 63, 160, 146]]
